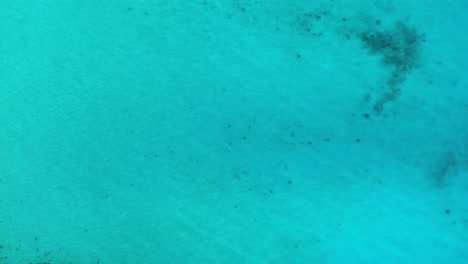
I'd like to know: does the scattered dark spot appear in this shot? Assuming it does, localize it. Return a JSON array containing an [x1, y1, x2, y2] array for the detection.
[[127, 7, 133, 11], [428, 152, 456, 187], [269, 189, 274, 194], [363, 113, 370, 119], [324, 138, 330, 142], [242, 136, 246, 140], [358, 21, 422, 114], [297, 54, 301, 58], [288, 180, 292, 184], [372, 87, 401, 114], [307, 141, 312, 145], [342, 18, 347, 22], [356, 138, 361, 142], [360, 22, 421, 72], [445, 209, 450, 214]]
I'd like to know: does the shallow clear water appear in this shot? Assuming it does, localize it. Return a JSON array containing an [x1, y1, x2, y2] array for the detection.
[[0, 1, 467, 263]]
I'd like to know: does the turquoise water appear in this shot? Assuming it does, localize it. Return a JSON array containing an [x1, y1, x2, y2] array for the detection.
[[1, 1, 467, 263]]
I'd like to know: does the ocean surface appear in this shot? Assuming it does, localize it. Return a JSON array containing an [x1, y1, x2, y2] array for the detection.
[[0, 1, 467, 263]]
